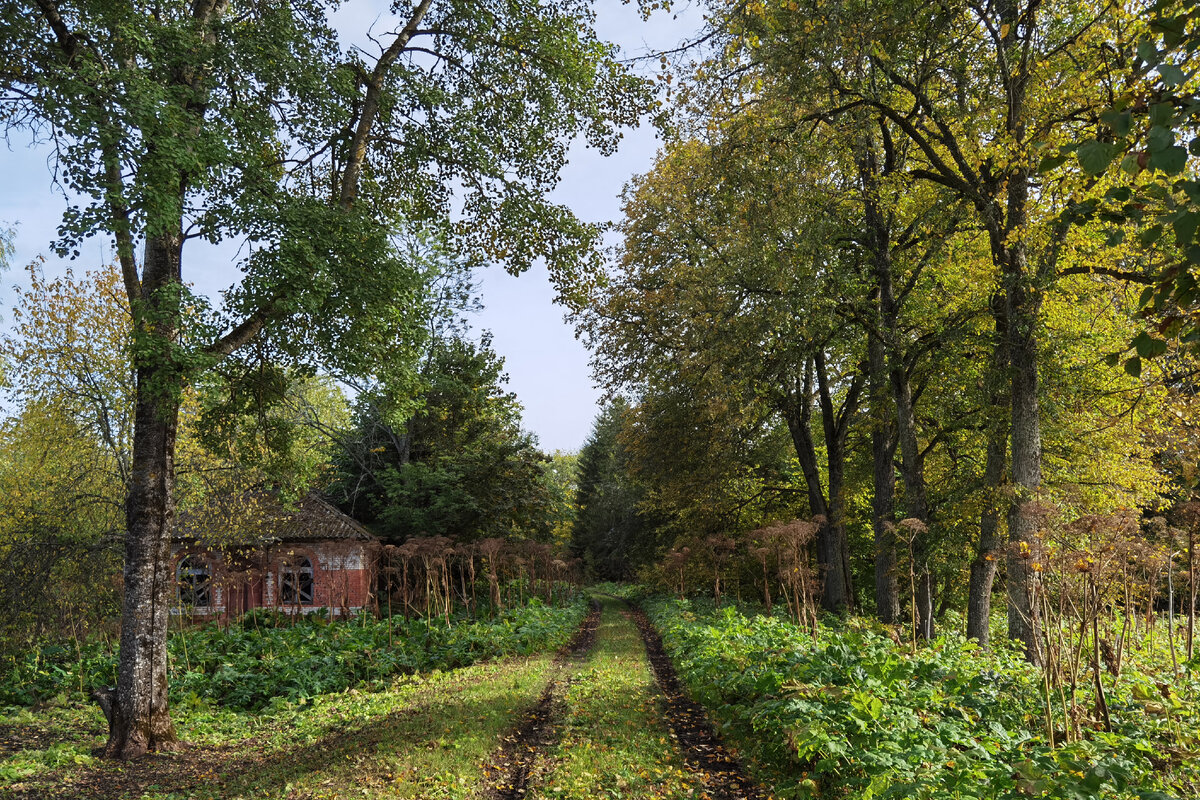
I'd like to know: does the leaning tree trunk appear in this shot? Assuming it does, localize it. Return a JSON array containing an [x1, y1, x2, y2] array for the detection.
[[103, 233, 184, 759]]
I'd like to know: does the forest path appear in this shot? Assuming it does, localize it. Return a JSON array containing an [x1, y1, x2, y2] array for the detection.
[[626, 604, 768, 800], [484, 598, 601, 799], [494, 594, 767, 800]]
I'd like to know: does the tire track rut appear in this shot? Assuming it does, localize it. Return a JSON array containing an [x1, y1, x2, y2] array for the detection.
[[626, 606, 767, 800], [484, 600, 601, 799]]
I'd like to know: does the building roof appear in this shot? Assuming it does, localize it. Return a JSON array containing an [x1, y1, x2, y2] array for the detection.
[[174, 491, 377, 546]]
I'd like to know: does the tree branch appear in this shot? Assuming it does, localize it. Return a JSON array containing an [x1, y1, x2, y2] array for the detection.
[[32, 0, 81, 60], [339, 0, 434, 208], [1058, 265, 1157, 284], [204, 305, 275, 358]]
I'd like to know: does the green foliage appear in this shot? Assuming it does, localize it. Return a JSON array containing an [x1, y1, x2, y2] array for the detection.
[[570, 400, 664, 580], [643, 596, 1200, 800], [3, 595, 586, 711], [0, 400, 124, 655], [1067, 0, 1200, 364], [0, 0, 649, 279], [330, 333, 554, 542], [589, 581, 647, 601], [181, 370, 351, 514], [542, 450, 581, 549]]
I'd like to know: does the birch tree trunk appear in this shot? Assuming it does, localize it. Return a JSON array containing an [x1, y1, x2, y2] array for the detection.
[[103, 233, 183, 758]]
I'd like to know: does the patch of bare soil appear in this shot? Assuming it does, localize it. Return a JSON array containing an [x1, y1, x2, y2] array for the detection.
[[484, 599, 601, 800], [626, 606, 767, 800], [5, 740, 239, 800]]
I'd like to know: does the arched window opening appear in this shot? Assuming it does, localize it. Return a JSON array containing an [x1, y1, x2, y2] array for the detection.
[[177, 556, 212, 607], [280, 557, 314, 606]]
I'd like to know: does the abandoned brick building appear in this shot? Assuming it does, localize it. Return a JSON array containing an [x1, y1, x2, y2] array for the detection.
[[171, 492, 379, 618]]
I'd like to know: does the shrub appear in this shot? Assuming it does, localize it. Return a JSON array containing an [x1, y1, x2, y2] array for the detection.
[[3, 596, 586, 711], [644, 596, 1199, 800]]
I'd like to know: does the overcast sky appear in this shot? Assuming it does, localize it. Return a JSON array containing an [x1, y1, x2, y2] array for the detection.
[[0, 1, 703, 453]]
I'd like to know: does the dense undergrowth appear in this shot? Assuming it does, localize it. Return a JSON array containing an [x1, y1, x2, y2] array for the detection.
[[642, 594, 1199, 800], [3, 595, 587, 711]]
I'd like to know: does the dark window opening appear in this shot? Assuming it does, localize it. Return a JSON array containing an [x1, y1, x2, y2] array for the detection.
[[280, 558, 314, 605], [177, 556, 212, 607]]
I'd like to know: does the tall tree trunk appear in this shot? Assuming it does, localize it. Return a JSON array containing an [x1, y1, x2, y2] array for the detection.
[[869, 318, 899, 623], [885, 315, 932, 640], [82, 0, 435, 757], [967, 297, 1009, 645], [967, 426, 1008, 645], [103, 233, 183, 759], [992, 0, 1044, 667], [823, 448, 855, 613], [859, 139, 898, 624], [783, 354, 859, 613], [880, 304, 931, 634], [858, 131, 926, 630], [815, 350, 861, 612], [785, 365, 833, 605], [1005, 244, 1044, 664]]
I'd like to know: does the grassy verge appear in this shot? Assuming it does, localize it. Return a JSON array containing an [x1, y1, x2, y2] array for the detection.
[[1, 596, 589, 799], [531, 594, 706, 800], [2, 655, 560, 800]]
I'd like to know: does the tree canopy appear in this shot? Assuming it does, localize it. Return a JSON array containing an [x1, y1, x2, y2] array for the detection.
[[1, 0, 651, 758]]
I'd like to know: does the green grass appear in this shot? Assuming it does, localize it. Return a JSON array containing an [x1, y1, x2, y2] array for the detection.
[[531, 594, 706, 800], [1, 656, 561, 799], [214, 656, 559, 800]]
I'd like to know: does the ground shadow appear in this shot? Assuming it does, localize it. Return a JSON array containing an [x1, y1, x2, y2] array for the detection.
[[6, 676, 537, 800]]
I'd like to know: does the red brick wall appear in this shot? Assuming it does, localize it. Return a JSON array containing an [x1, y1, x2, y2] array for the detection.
[[171, 539, 378, 618], [266, 541, 377, 614]]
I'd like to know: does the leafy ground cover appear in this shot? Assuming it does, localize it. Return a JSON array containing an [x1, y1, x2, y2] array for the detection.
[[643, 595, 1200, 800], [4, 596, 586, 710], [0, 598, 587, 798], [15, 587, 1194, 800], [2, 650, 560, 799]]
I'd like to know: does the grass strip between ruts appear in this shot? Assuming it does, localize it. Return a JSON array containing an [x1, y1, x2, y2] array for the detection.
[[531, 595, 708, 800]]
